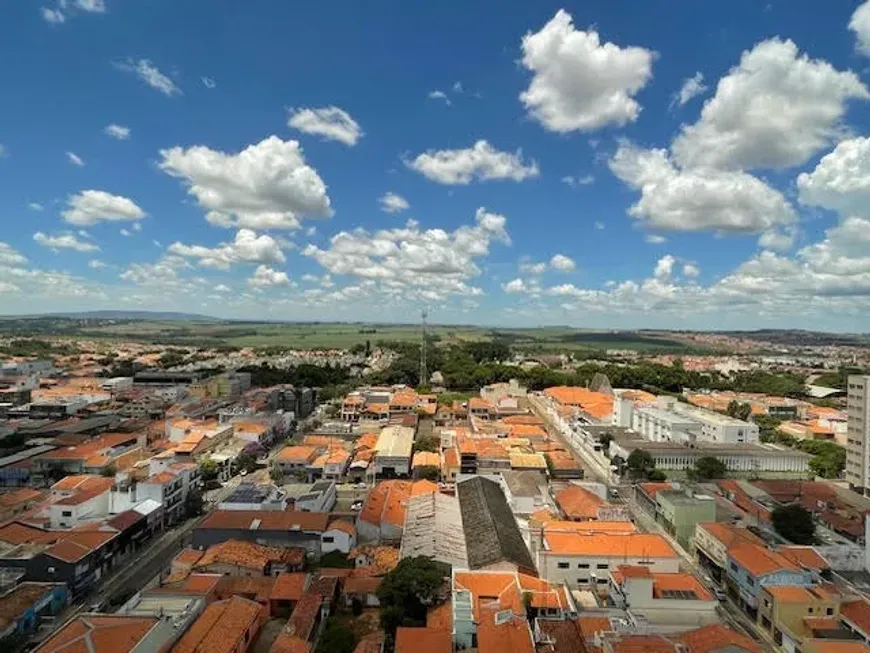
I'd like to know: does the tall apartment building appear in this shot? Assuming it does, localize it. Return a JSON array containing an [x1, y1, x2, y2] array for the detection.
[[846, 375, 870, 495]]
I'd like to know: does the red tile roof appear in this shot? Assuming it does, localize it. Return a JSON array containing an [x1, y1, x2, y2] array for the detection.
[[841, 599, 870, 636], [197, 510, 329, 533], [677, 625, 761, 653], [171, 596, 263, 653], [395, 626, 452, 653], [271, 573, 308, 602], [555, 485, 607, 520], [34, 615, 158, 653]]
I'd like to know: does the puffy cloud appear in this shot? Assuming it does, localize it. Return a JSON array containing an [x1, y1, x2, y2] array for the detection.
[[66, 152, 84, 166], [379, 192, 410, 214], [519, 9, 655, 132], [672, 72, 707, 108], [248, 265, 291, 288], [104, 124, 130, 140], [609, 143, 795, 232], [550, 254, 576, 272], [287, 106, 362, 146], [797, 137, 870, 218], [159, 136, 332, 230], [654, 254, 676, 281], [759, 228, 797, 252], [672, 39, 869, 170], [682, 262, 700, 278], [304, 207, 509, 301], [406, 140, 539, 185], [62, 190, 146, 226], [120, 257, 186, 286], [428, 90, 451, 106], [0, 242, 27, 266], [503, 278, 528, 294], [850, 1, 870, 56], [116, 59, 181, 96], [213, 284, 231, 292], [519, 261, 547, 275], [168, 229, 285, 270], [34, 231, 99, 252], [0, 282, 20, 293]]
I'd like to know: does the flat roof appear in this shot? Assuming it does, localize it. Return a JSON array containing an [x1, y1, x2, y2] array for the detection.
[[375, 426, 414, 459], [612, 438, 811, 458]]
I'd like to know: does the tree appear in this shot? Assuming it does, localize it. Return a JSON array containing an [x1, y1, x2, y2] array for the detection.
[[235, 452, 257, 474], [798, 441, 846, 479], [185, 489, 204, 518], [647, 469, 668, 481], [316, 618, 356, 653], [598, 432, 613, 452], [101, 465, 117, 478], [414, 435, 439, 453], [269, 463, 284, 484], [753, 414, 783, 443], [772, 504, 815, 544], [319, 550, 354, 568], [199, 458, 218, 481], [726, 400, 752, 421], [627, 449, 654, 475], [417, 467, 440, 482], [377, 556, 445, 636], [691, 456, 727, 481]]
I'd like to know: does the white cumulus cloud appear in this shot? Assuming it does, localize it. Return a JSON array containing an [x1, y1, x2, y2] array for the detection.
[[654, 255, 676, 281], [34, 231, 99, 252], [797, 137, 870, 218], [550, 254, 576, 272], [519, 9, 655, 132], [406, 140, 539, 185], [159, 136, 332, 230], [0, 242, 27, 266], [672, 38, 869, 170], [287, 106, 362, 146], [672, 72, 707, 108], [168, 229, 285, 270], [379, 192, 410, 214], [609, 143, 795, 233], [850, 1, 870, 56], [62, 190, 146, 226], [248, 265, 291, 288]]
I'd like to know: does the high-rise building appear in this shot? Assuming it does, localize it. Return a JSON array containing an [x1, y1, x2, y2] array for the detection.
[[846, 375, 870, 494]]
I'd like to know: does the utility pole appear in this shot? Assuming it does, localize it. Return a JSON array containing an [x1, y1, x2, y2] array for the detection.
[[420, 309, 428, 387]]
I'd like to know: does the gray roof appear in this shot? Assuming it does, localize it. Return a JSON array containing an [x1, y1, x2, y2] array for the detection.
[[457, 476, 535, 572], [501, 470, 546, 499]]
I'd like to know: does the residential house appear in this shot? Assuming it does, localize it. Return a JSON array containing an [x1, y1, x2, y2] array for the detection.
[[356, 479, 437, 542], [192, 511, 330, 556], [171, 595, 265, 653], [757, 584, 844, 652], [343, 577, 381, 609], [321, 520, 356, 555], [31, 432, 142, 483], [193, 540, 304, 577], [555, 484, 610, 521], [294, 480, 336, 513], [725, 542, 815, 615], [500, 470, 551, 517], [537, 530, 679, 591], [33, 614, 169, 653], [270, 572, 309, 618], [274, 446, 318, 481], [694, 522, 765, 582], [411, 451, 440, 480], [0, 489, 45, 523], [608, 565, 718, 626], [840, 598, 870, 645], [0, 582, 67, 643]]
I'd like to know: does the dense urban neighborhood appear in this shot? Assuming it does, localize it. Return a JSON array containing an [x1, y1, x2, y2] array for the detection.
[[0, 324, 870, 653]]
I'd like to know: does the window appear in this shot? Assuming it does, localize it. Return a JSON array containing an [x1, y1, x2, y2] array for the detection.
[[62, 511, 72, 517], [578, 578, 588, 584], [578, 563, 590, 569], [596, 564, 608, 570], [322, 536, 335, 543], [746, 576, 755, 587], [557, 562, 569, 569], [597, 578, 607, 584], [827, 608, 834, 616], [730, 562, 739, 573]]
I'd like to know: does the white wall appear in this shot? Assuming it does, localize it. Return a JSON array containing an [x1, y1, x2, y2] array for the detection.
[[321, 528, 355, 554], [538, 551, 680, 589]]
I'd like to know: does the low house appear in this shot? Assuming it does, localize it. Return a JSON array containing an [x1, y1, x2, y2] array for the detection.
[[321, 520, 356, 555], [294, 480, 336, 513], [218, 483, 288, 511], [356, 480, 437, 543], [192, 511, 330, 556], [270, 572, 309, 618], [171, 595, 265, 653], [724, 542, 815, 615], [274, 446, 318, 481], [412, 451, 440, 480], [694, 522, 764, 582], [608, 565, 718, 626], [0, 582, 67, 643], [500, 470, 550, 516], [555, 484, 610, 521], [193, 540, 304, 576], [33, 614, 169, 653], [655, 490, 716, 550], [538, 530, 679, 591], [343, 576, 382, 609], [757, 584, 844, 651]]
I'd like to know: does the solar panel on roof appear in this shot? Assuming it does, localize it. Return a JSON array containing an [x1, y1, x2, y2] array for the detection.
[[659, 589, 698, 600]]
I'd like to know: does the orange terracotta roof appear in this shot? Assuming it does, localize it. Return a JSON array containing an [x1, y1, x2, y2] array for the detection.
[[500, 415, 544, 425], [195, 539, 295, 572], [638, 482, 673, 498], [197, 510, 330, 533], [728, 542, 797, 577], [766, 585, 821, 603], [354, 433, 379, 450], [270, 634, 310, 653], [146, 471, 177, 485], [413, 451, 441, 468], [172, 596, 262, 653], [611, 635, 676, 653], [555, 485, 608, 520], [544, 520, 636, 534], [344, 576, 382, 595], [576, 615, 612, 638], [544, 532, 677, 558], [677, 624, 761, 653], [287, 593, 321, 641], [649, 572, 713, 601], [0, 487, 43, 508], [777, 546, 829, 571], [0, 522, 59, 545], [390, 392, 419, 407], [365, 403, 389, 413], [696, 522, 764, 548], [327, 520, 356, 537], [358, 480, 437, 528], [348, 545, 400, 576], [395, 626, 452, 653], [271, 573, 309, 602], [453, 571, 523, 619], [442, 447, 459, 468], [477, 605, 535, 653], [46, 531, 117, 563], [544, 386, 613, 420], [507, 424, 548, 439], [275, 445, 318, 464], [34, 615, 158, 653], [842, 600, 870, 635]]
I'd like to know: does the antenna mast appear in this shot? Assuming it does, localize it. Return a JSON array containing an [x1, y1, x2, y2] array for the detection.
[[420, 309, 428, 387]]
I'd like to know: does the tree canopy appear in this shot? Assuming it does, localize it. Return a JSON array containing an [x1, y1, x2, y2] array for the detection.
[[377, 556, 445, 636], [726, 400, 752, 421], [691, 456, 727, 481], [797, 440, 846, 479], [772, 504, 815, 544]]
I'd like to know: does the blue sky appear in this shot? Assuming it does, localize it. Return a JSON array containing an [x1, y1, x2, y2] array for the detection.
[[2, 0, 870, 330]]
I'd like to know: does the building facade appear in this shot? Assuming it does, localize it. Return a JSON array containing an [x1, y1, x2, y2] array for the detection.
[[846, 375, 870, 494]]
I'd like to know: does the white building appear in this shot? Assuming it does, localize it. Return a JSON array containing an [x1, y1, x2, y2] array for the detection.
[[847, 375, 870, 495], [295, 480, 336, 513], [608, 565, 718, 626], [536, 529, 680, 590], [100, 377, 134, 392], [609, 439, 810, 476], [627, 396, 758, 445], [50, 486, 111, 528], [373, 425, 414, 477], [321, 520, 356, 554]]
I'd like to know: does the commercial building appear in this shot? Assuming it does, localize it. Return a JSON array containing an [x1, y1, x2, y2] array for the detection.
[[373, 426, 414, 477], [400, 491, 468, 568], [655, 490, 717, 550], [192, 511, 330, 555], [757, 584, 844, 651], [847, 375, 870, 495], [724, 541, 815, 614], [608, 565, 718, 627], [0, 582, 67, 643], [625, 396, 759, 445], [694, 522, 765, 582], [357, 479, 437, 542]]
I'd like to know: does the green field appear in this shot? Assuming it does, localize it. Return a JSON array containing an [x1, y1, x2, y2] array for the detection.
[[0, 317, 706, 354]]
